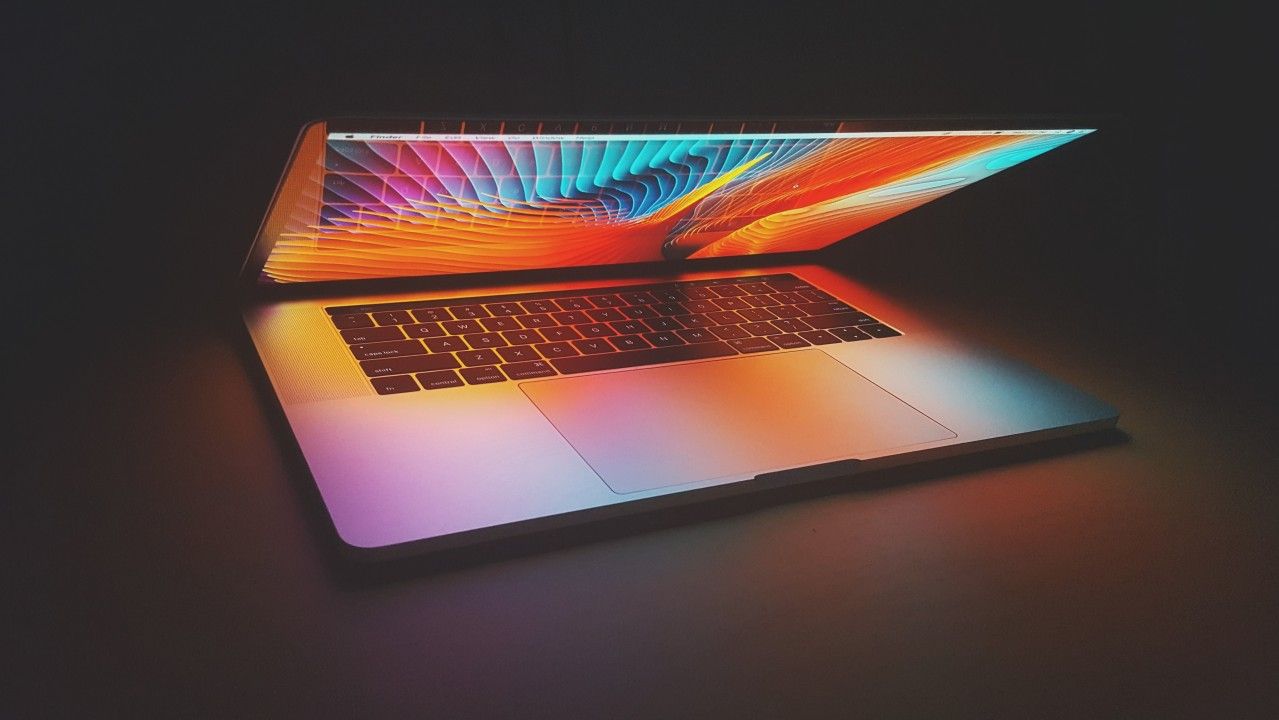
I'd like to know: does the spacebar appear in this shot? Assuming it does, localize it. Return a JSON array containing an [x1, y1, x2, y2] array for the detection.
[[550, 341, 737, 374]]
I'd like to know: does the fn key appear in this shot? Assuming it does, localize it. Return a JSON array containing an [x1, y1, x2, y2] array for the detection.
[[371, 375, 419, 395]]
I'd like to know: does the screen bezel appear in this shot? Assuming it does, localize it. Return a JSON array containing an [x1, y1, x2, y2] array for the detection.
[[239, 115, 1101, 301]]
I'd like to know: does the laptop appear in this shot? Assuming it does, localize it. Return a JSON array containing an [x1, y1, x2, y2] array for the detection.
[[240, 117, 1117, 559]]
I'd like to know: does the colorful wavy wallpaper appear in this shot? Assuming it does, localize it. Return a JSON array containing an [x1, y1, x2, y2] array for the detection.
[[259, 129, 1087, 283]]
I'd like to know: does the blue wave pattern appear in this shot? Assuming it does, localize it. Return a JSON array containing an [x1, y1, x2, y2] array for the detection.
[[322, 137, 826, 221]]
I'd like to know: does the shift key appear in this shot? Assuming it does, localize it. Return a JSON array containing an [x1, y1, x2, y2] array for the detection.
[[360, 353, 460, 377], [802, 312, 877, 330]]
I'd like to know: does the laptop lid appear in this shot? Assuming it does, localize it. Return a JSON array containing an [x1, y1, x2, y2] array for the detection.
[[241, 118, 1093, 289]]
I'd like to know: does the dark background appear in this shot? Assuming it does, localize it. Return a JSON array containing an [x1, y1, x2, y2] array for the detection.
[[8, 3, 1276, 717], [9, 3, 1270, 346]]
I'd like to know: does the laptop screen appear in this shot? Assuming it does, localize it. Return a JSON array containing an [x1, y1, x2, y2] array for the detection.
[[254, 121, 1091, 284]]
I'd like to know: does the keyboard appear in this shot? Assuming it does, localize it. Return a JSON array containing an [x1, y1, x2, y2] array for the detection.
[[326, 274, 902, 395]]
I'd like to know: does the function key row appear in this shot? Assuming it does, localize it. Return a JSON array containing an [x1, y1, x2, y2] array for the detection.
[[326, 273, 813, 318], [331, 285, 839, 331]]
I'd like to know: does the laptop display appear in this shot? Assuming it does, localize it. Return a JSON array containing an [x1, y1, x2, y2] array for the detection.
[[258, 124, 1090, 283]]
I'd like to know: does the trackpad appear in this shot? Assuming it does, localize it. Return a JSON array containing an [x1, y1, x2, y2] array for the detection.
[[521, 350, 955, 494]]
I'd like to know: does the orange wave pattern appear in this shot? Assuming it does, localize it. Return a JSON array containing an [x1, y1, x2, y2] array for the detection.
[[261, 132, 1082, 283]]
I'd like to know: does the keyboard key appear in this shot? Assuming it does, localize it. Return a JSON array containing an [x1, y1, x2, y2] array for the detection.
[[402, 322, 446, 338], [350, 340, 427, 360], [442, 319, 483, 334], [587, 308, 626, 322], [728, 336, 777, 353], [831, 326, 873, 342], [769, 318, 812, 333], [551, 340, 737, 375], [681, 286, 715, 300], [497, 345, 540, 362], [711, 297, 749, 311], [768, 333, 810, 349], [652, 303, 688, 316], [360, 353, 460, 377], [460, 366, 506, 385], [501, 360, 557, 380], [417, 369, 464, 390], [502, 329, 544, 345], [739, 283, 773, 295], [554, 297, 591, 311], [611, 320, 650, 335], [371, 375, 419, 395], [744, 295, 781, 308], [645, 317, 684, 331], [795, 301, 856, 316], [521, 299, 556, 314], [463, 332, 507, 349], [738, 308, 777, 322], [764, 278, 806, 293], [796, 288, 836, 302], [769, 305, 807, 320], [578, 323, 617, 338], [740, 322, 778, 336], [340, 326, 405, 344], [678, 314, 714, 328], [450, 304, 490, 319], [542, 326, 582, 342], [572, 338, 614, 354], [333, 313, 373, 329], [650, 287, 686, 302], [485, 302, 523, 316], [411, 307, 452, 322], [709, 324, 751, 340], [372, 310, 413, 326], [619, 305, 656, 320], [535, 341, 579, 358], [643, 332, 685, 347], [707, 310, 746, 325], [797, 329, 840, 345], [684, 300, 718, 314], [552, 310, 591, 325], [609, 334, 652, 351], [802, 312, 875, 330], [458, 349, 501, 366], [710, 284, 747, 297], [860, 323, 902, 338], [519, 313, 555, 328], [772, 292, 805, 305], [676, 328, 716, 344], [619, 291, 659, 305], [479, 316, 520, 332], [620, 291, 658, 305], [587, 294, 624, 307], [423, 336, 466, 353]]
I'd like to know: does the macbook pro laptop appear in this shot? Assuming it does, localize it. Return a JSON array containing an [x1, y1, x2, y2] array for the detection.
[[240, 117, 1117, 559]]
